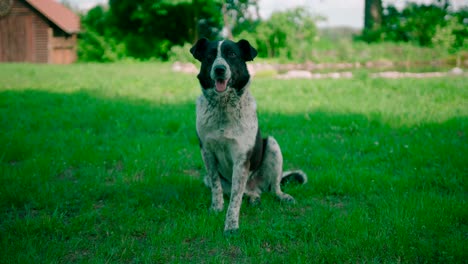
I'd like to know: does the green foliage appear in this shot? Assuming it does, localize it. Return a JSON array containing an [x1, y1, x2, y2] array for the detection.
[[236, 7, 318, 62], [0, 63, 466, 262], [360, 1, 467, 52], [78, 5, 122, 62], [432, 17, 466, 54], [108, 0, 221, 59], [224, 0, 261, 37], [81, 4, 108, 35], [78, 1, 466, 63], [77, 29, 127, 62], [168, 43, 198, 63], [78, 0, 223, 61]]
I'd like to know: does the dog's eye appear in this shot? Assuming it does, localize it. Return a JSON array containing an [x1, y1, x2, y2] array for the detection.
[[228, 51, 237, 58], [207, 50, 217, 59]]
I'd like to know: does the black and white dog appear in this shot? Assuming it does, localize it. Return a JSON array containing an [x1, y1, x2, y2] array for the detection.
[[190, 38, 307, 234]]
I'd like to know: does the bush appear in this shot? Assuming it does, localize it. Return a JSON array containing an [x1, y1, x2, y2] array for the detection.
[[168, 43, 198, 64], [236, 7, 319, 62], [432, 17, 465, 53], [77, 30, 126, 62]]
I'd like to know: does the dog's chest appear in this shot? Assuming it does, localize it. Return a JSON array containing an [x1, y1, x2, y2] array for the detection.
[[196, 91, 258, 178], [197, 97, 257, 144]]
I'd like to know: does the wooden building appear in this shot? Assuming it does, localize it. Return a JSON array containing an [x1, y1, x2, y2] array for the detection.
[[0, 0, 80, 64]]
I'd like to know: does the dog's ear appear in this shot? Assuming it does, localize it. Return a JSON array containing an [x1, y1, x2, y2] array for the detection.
[[190, 38, 209, 62], [237, 39, 257, 62]]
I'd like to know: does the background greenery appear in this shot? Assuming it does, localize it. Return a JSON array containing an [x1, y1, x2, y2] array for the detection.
[[1, 63, 466, 262], [76, 0, 467, 63]]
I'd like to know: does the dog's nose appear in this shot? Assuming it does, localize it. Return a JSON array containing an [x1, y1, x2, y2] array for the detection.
[[214, 65, 226, 76]]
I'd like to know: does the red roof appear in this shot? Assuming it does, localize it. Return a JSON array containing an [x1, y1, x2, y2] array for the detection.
[[26, 0, 80, 34]]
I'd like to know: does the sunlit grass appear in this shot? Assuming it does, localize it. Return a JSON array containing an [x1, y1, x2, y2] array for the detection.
[[0, 63, 466, 262]]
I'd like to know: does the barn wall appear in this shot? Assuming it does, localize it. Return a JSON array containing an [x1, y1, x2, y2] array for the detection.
[[33, 11, 49, 63], [0, 0, 36, 62], [50, 29, 77, 64], [0, 0, 78, 64]]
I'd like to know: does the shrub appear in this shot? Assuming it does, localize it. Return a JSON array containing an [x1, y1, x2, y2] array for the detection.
[[236, 7, 319, 62], [77, 30, 126, 62], [168, 43, 198, 64]]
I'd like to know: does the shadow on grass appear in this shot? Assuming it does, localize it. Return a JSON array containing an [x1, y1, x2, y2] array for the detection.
[[0, 89, 466, 262], [0, 89, 204, 212], [0, 87, 468, 207], [1, 88, 466, 209]]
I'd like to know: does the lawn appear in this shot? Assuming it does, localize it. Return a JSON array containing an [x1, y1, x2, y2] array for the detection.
[[0, 63, 466, 263]]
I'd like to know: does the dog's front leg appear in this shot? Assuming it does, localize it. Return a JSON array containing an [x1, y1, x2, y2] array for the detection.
[[224, 159, 249, 234], [201, 149, 224, 212]]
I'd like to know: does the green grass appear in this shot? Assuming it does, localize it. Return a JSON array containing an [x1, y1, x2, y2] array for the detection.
[[0, 63, 466, 263]]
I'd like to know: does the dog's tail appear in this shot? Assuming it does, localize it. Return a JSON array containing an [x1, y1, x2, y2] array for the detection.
[[281, 170, 307, 185]]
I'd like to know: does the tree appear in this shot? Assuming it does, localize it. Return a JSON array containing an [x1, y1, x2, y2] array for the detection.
[[78, 0, 223, 61], [252, 8, 318, 60], [86, 0, 223, 59], [359, 0, 467, 48], [222, 0, 260, 39], [364, 0, 382, 30], [363, 0, 383, 41], [432, 16, 466, 66]]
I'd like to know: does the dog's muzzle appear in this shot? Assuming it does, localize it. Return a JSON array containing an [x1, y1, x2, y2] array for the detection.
[[211, 61, 231, 93]]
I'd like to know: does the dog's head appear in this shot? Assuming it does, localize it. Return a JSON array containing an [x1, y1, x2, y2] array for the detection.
[[190, 38, 257, 95]]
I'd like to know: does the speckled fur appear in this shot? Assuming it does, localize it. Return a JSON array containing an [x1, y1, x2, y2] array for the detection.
[[191, 39, 307, 234]]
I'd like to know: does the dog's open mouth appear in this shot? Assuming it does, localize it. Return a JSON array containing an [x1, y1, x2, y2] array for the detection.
[[215, 78, 229, 93]]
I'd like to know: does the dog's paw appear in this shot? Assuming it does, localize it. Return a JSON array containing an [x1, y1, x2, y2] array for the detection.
[[223, 228, 240, 237], [248, 196, 261, 207], [209, 204, 224, 213], [279, 194, 296, 204]]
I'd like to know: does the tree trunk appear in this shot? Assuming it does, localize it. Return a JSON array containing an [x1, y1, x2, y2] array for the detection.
[[192, 0, 199, 42], [364, 0, 383, 30]]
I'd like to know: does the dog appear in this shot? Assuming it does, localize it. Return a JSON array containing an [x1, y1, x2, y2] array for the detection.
[[190, 38, 307, 234]]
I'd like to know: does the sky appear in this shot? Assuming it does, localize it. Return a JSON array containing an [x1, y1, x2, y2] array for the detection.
[[64, 0, 467, 29]]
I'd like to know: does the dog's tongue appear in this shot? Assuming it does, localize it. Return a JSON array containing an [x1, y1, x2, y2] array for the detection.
[[215, 79, 228, 92]]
